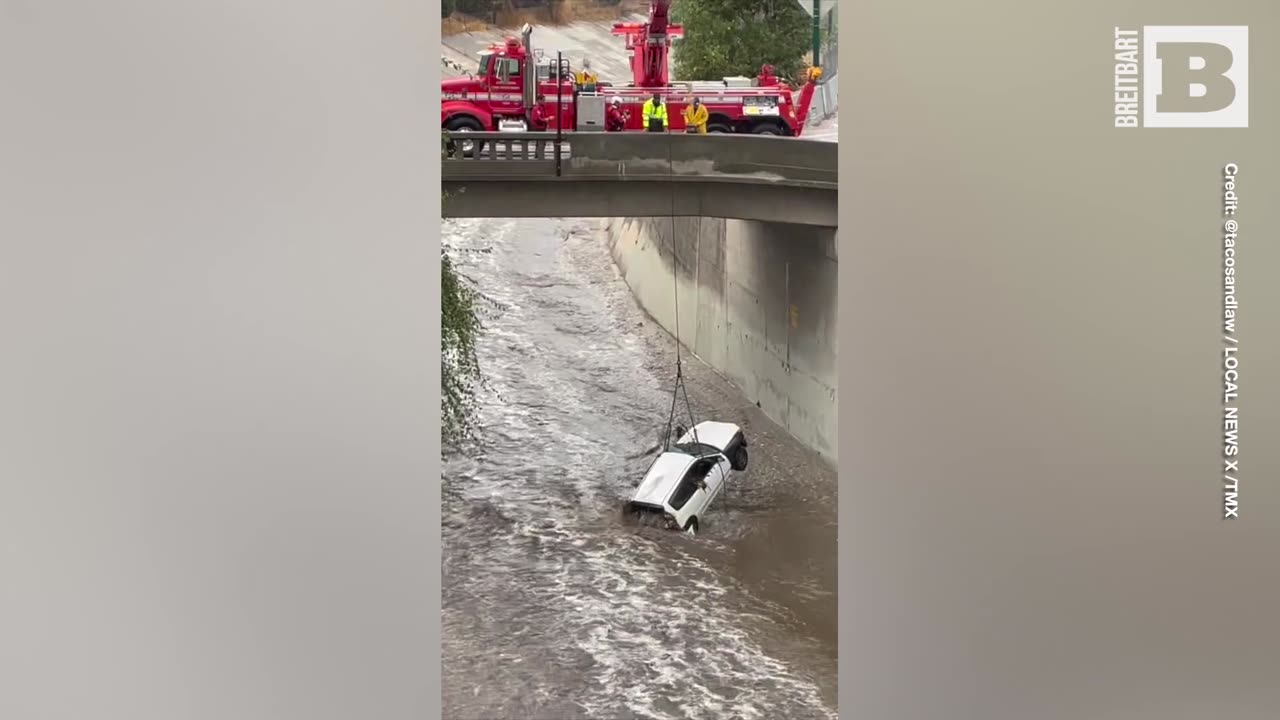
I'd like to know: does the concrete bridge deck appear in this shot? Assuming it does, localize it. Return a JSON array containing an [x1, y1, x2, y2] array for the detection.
[[441, 132, 838, 228]]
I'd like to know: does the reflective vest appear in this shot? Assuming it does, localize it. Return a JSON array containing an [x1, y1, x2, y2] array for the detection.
[[642, 99, 669, 128], [682, 104, 709, 133]]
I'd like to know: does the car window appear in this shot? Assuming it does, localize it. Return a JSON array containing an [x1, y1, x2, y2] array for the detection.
[[668, 476, 698, 510], [668, 459, 714, 511]]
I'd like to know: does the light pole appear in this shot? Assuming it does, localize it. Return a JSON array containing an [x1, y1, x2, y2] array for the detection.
[[811, 0, 821, 68]]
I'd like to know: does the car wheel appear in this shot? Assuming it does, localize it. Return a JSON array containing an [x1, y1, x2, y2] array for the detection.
[[684, 517, 699, 535], [732, 445, 749, 471]]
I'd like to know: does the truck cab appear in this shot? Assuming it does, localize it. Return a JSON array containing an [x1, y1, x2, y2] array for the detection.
[[442, 26, 577, 134]]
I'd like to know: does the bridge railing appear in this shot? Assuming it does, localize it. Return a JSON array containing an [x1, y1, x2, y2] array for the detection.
[[442, 131, 837, 186], [441, 131, 565, 162]]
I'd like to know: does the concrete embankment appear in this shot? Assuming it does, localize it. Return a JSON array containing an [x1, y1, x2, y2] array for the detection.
[[606, 216, 837, 463]]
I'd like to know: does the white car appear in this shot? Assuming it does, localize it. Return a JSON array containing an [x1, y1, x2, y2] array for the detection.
[[626, 421, 749, 534]]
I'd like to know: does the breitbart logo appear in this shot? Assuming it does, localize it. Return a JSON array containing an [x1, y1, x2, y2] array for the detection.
[[1114, 26, 1249, 128]]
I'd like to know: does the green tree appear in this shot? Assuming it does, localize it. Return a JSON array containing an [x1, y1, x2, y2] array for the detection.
[[441, 199, 485, 448], [455, 0, 496, 17], [671, 0, 812, 81]]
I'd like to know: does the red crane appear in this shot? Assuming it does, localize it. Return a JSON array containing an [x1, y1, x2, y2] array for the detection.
[[611, 0, 683, 88]]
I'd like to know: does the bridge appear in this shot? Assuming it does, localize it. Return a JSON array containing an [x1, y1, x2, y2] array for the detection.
[[441, 132, 837, 228]]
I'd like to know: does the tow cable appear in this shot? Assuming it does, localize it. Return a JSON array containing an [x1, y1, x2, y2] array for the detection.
[[661, 130, 701, 452]]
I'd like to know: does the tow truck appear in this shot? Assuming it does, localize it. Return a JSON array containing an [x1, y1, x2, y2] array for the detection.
[[441, 0, 822, 139]]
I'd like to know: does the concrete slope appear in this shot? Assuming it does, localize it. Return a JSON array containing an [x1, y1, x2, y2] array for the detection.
[[607, 216, 839, 464], [442, 14, 644, 82]]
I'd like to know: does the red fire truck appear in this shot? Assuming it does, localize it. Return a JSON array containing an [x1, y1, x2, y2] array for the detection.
[[441, 1, 822, 139]]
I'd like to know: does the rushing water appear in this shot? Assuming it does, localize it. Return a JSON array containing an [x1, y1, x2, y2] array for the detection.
[[442, 217, 837, 720]]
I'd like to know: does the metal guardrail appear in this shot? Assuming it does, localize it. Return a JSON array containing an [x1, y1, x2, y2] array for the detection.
[[809, 80, 838, 127], [441, 131, 838, 187], [441, 131, 567, 161]]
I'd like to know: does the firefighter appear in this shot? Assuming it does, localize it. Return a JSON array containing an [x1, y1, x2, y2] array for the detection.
[[575, 59, 598, 93], [758, 63, 780, 87], [530, 95, 554, 130], [642, 93, 668, 132], [681, 97, 708, 134], [606, 97, 628, 132]]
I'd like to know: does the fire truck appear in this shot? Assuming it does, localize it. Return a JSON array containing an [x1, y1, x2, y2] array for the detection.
[[440, 0, 822, 139]]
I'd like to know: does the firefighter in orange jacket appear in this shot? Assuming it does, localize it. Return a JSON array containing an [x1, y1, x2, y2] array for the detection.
[[681, 97, 708, 134]]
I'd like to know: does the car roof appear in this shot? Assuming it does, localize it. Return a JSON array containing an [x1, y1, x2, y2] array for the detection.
[[631, 452, 696, 507]]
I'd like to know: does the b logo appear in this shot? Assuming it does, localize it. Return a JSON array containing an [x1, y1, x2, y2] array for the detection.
[[1144, 26, 1249, 128]]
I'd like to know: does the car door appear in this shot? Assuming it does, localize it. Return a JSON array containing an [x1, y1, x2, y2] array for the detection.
[[666, 467, 700, 527], [667, 458, 707, 524], [701, 454, 730, 508], [686, 456, 724, 519]]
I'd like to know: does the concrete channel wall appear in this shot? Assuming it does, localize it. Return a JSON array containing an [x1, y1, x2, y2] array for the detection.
[[606, 216, 838, 464]]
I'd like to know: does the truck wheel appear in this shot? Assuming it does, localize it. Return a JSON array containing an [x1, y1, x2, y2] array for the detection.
[[750, 121, 783, 136], [444, 116, 484, 157], [707, 121, 732, 134]]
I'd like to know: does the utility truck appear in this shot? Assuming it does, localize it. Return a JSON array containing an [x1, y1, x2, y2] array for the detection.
[[441, 0, 822, 138]]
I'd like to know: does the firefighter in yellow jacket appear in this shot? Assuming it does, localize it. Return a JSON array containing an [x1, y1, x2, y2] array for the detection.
[[681, 97, 708, 134], [642, 93, 669, 132], [574, 59, 598, 92]]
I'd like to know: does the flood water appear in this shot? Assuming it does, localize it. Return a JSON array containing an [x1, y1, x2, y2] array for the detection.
[[442, 217, 838, 720]]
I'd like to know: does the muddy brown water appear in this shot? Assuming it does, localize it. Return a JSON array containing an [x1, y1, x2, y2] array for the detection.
[[442, 217, 837, 720]]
